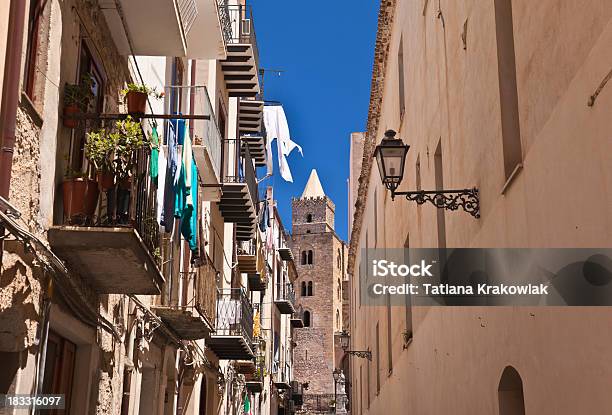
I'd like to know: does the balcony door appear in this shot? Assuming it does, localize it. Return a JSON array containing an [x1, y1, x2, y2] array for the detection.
[[41, 331, 76, 414], [69, 40, 105, 174]]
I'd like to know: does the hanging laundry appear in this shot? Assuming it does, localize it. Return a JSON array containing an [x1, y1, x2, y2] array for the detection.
[[263, 105, 303, 182], [259, 198, 269, 232], [174, 123, 198, 252], [162, 121, 179, 232], [156, 145, 167, 225], [150, 126, 160, 185]]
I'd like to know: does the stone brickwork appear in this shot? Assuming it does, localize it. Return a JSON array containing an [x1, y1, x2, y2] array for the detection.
[[291, 182, 345, 401]]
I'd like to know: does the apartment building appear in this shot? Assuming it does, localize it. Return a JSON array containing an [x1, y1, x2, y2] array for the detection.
[[0, 1, 301, 414], [347, 1, 612, 414]]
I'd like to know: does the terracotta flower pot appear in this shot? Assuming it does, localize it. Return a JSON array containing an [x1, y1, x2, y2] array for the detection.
[[63, 105, 80, 128], [62, 178, 99, 224], [126, 91, 147, 115], [97, 170, 115, 191]]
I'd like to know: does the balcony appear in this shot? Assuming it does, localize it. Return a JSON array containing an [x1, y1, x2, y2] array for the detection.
[[207, 288, 254, 360], [101, 0, 194, 57], [290, 305, 304, 328], [187, 86, 224, 201], [152, 263, 216, 340], [247, 272, 266, 292], [245, 356, 265, 393], [218, 148, 258, 241], [237, 238, 258, 273], [277, 247, 294, 261], [219, 4, 261, 97], [102, 0, 227, 59], [274, 282, 296, 315], [49, 149, 164, 295], [238, 99, 266, 167], [291, 381, 304, 406], [274, 362, 291, 390]]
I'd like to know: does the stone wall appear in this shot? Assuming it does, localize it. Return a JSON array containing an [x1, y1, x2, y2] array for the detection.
[[291, 194, 346, 398]]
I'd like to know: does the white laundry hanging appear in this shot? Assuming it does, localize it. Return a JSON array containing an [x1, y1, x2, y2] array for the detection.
[[263, 105, 303, 182]]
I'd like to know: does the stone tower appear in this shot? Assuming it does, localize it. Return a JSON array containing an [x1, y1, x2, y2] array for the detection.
[[292, 170, 347, 403]]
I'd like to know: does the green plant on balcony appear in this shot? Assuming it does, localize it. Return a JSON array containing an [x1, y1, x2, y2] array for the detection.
[[85, 117, 149, 224], [121, 83, 163, 114], [85, 116, 147, 182], [63, 73, 94, 128]]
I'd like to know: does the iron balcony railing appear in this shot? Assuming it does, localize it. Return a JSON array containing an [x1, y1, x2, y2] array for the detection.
[[218, 3, 260, 71], [215, 288, 254, 343], [276, 282, 296, 306], [196, 264, 218, 327], [176, 0, 198, 37], [225, 145, 259, 210], [164, 263, 216, 327], [301, 394, 336, 413], [165, 86, 223, 182], [62, 141, 161, 267], [238, 238, 257, 256]]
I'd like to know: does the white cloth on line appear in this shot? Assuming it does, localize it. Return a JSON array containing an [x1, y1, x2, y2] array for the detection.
[[263, 105, 303, 182]]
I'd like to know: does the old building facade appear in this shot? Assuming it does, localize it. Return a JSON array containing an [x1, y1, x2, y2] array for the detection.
[[291, 170, 347, 414], [0, 1, 303, 414], [347, 1, 612, 415]]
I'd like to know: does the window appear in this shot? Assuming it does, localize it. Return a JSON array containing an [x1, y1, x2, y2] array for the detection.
[[303, 311, 311, 327], [306, 214, 313, 223], [337, 278, 341, 300], [70, 41, 105, 172], [42, 331, 76, 413], [498, 366, 525, 415], [398, 36, 406, 119], [336, 309, 340, 329], [301, 250, 314, 265], [24, 0, 46, 101], [301, 281, 307, 296], [337, 249, 341, 269], [494, 0, 523, 181], [307, 281, 313, 296]]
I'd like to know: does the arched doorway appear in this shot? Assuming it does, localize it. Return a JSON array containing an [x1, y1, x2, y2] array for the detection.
[[498, 366, 525, 415]]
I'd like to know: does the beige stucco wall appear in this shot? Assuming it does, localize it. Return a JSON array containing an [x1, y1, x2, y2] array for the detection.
[[349, 0, 612, 414]]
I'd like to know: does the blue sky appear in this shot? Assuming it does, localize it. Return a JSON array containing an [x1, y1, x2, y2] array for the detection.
[[252, 0, 380, 241]]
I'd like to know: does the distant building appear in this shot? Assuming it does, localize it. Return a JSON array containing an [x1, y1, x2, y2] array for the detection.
[[291, 170, 348, 414]]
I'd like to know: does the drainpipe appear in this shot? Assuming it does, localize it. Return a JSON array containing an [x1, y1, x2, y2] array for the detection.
[[0, 0, 27, 199]]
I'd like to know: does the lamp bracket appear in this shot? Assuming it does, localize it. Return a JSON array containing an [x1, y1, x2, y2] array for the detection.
[[344, 349, 372, 361], [392, 187, 480, 219]]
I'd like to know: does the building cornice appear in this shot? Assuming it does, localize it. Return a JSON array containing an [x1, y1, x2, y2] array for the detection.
[[347, 0, 397, 277]]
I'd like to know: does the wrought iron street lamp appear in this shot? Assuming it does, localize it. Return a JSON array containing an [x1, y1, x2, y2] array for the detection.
[[374, 130, 480, 218], [338, 330, 372, 361]]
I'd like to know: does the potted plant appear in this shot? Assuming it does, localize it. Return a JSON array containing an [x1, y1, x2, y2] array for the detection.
[[84, 128, 115, 190], [63, 74, 94, 128], [85, 116, 149, 223], [62, 169, 99, 225], [121, 83, 163, 115]]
